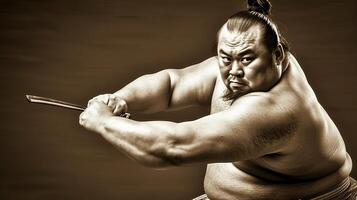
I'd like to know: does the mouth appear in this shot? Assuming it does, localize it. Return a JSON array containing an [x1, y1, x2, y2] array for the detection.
[[227, 78, 249, 92], [227, 76, 247, 84], [229, 82, 247, 91], [229, 78, 247, 86], [229, 80, 246, 85]]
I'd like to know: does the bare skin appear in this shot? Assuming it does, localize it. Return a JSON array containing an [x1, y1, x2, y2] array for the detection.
[[79, 24, 352, 199]]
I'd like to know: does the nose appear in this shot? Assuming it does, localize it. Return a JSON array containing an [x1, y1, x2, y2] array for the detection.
[[229, 61, 244, 78]]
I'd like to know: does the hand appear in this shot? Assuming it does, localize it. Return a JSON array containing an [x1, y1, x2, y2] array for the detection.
[[87, 94, 128, 116], [79, 100, 113, 132]]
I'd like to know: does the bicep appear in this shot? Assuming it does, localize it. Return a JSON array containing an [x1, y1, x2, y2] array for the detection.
[[165, 57, 218, 109]]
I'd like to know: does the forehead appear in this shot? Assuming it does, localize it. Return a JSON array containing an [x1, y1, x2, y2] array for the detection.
[[218, 24, 264, 53]]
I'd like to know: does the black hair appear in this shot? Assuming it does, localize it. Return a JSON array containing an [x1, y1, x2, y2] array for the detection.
[[220, 0, 289, 52]]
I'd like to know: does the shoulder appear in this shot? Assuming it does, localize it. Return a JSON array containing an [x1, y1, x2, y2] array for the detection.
[[179, 56, 218, 72], [186, 56, 219, 75], [232, 92, 295, 114], [167, 56, 219, 82], [231, 93, 299, 148], [232, 93, 298, 124], [164, 56, 220, 106]]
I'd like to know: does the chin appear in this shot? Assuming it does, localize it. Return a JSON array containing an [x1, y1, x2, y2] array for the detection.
[[222, 88, 247, 101]]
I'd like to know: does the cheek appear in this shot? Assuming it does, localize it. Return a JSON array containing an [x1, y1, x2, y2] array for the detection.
[[246, 66, 276, 89], [219, 59, 228, 71], [219, 66, 230, 81], [249, 57, 272, 74], [244, 62, 270, 84]]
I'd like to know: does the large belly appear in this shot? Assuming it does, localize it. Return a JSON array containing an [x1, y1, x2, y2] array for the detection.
[[204, 158, 351, 200]]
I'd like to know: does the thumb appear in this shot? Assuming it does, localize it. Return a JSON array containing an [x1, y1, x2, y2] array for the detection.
[[113, 99, 128, 116]]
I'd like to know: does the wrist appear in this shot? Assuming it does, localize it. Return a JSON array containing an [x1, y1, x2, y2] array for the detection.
[[98, 115, 112, 134]]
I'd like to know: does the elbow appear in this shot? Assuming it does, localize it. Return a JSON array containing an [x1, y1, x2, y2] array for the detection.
[[139, 156, 184, 169], [158, 148, 186, 167], [134, 122, 192, 168], [136, 144, 187, 169]]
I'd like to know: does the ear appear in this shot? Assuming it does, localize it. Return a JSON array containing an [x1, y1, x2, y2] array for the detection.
[[273, 43, 285, 66]]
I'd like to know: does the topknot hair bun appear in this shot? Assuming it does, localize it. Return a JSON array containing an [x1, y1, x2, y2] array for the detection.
[[247, 0, 272, 15]]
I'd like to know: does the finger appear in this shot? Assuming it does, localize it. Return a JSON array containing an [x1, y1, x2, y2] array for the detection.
[[107, 95, 117, 112], [103, 94, 109, 104], [88, 97, 98, 107], [113, 98, 128, 116], [88, 94, 109, 107], [87, 99, 94, 107], [79, 111, 85, 126]]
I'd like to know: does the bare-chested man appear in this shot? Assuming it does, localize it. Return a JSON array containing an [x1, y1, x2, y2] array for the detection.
[[79, 0, 357, 199]]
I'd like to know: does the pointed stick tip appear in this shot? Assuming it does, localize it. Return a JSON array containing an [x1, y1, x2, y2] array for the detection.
[[25, 94, 32, 102]]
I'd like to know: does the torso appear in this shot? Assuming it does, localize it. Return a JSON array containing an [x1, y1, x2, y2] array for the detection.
[[204, 54, 352, 200]]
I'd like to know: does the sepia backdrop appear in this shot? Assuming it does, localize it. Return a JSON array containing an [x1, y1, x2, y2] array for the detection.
[[0, 0, 356, 199]]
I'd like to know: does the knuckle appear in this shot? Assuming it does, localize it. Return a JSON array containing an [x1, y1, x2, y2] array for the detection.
[[107, 95, 116, 105], [113, 95, 120, 101], [90, 94, 110, 105], [87, 99, 93, 107], [109, 94, 115, 100], [98, 94, 107, 99], [118, 99, 127, 107], [79, 113, 85, 125], [80, 111, 86, 118], [104, 94, 110, 104]]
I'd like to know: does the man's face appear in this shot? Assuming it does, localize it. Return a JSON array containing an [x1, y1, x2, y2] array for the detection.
[[217, 24, 281, 99]]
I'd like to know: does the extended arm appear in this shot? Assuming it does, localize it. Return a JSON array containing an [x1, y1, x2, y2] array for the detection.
[[80, 94, 297, 168], [113, 57, 218, 113]]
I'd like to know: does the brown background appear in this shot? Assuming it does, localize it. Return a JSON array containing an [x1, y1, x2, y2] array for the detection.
[[0, 0, 356, 199]]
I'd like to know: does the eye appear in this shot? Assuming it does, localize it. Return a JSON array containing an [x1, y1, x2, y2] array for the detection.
[[241, 57, 254, 64], [221, 56, 232, 65]]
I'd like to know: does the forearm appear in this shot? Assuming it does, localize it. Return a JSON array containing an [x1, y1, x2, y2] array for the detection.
[[97, 116, 185, 167], [114, 70, 172, 113]]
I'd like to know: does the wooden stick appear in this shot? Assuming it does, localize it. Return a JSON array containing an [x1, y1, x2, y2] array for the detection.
[[25, 95, 130, 118]]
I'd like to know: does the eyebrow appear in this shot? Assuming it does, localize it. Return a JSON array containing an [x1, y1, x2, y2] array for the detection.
[[219, 48, 255, 57]]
